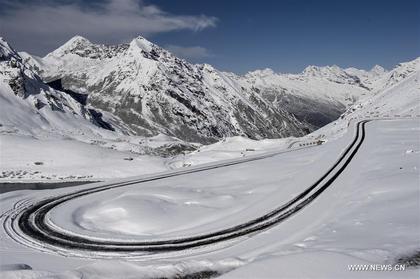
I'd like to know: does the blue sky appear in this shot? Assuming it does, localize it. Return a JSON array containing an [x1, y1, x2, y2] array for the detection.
[[0, 0, 418, 73]]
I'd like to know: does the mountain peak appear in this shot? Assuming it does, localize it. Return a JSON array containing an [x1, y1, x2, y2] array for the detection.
[[245, 68, 276, 79], [46, 35, 92, 58], [62, 35, 92, 49], [0, 37, 12, 53], [0, 37, 20, 61], [303, 65, 344, 75], [303, 65, 329, 76], [304, 65, 358, 82], [370, 65, 386, 75], [129, 36, 154, 53], [69, 35, 90, 43], [0, 37, 8, 45], [302, 65, 322, 75]]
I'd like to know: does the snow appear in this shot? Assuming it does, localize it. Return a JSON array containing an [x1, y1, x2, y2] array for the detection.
[[130, 36, 154, 53], [0, 135, 167, 182], [220, 251, 419, 279], [1, 258, 244, 279], [168, 136, 293, 168], [220, 119, 420, 278], [1, 118, 419, 279], [47, 133, 346, 241], [0, 37, 21, 61]]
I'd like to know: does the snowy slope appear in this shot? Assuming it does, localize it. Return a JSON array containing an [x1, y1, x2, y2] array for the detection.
[[0, 134, 169, 182], [22, 35, 388, 143]]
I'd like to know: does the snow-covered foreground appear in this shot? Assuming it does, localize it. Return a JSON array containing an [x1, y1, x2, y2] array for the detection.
[[0, 134, 169, 182], [0, 118, 419, 278], [0, 133, 297, 183]]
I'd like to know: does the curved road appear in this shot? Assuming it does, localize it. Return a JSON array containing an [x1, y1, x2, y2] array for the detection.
[[8, 120, 369, 254]]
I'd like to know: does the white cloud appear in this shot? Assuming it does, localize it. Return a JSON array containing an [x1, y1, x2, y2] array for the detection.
[[165, 45, 212, 60], [0, 0, 217, 55]]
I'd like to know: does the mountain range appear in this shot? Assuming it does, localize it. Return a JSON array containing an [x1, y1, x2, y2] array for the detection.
[[1, 35, 418, 145]]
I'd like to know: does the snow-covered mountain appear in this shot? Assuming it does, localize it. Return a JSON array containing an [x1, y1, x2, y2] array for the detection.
[[20, 35, 387, 143], [308, 57, 420, 141], [0, 37, 131, 139], [230, 66, 371, 129], [5, 35, 418, 146], [342, 57, 420, 119], [171, 57, 420, 170], [0, 38, 199, 161], [344, 65, 386, 88], [20, 36, 307, 143]]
